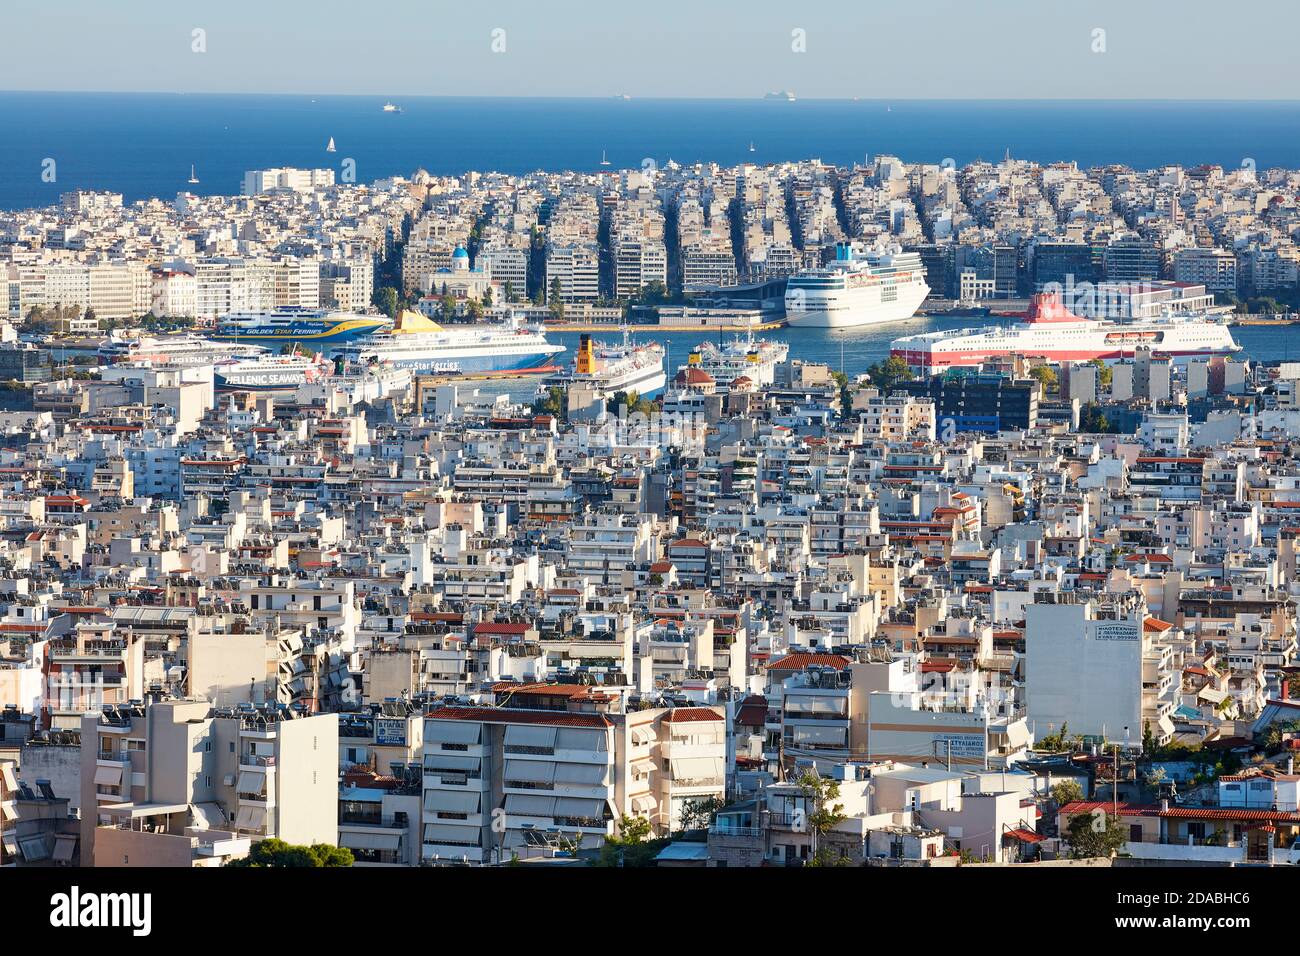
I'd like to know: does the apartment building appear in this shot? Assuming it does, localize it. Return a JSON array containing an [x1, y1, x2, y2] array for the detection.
[[79, 699, 337, 867]]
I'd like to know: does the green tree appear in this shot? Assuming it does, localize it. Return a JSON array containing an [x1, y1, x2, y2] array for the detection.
[[596, 814, 669, 867], [865, 355, 914, 392], [548, 278, 565, 322], [1089, 357, 1113, 388], [532, 385, 566, 420], [796, 770, 848, 867], [831, 371, 853, 418], [1065, 811, 1127, 859], [1051, 779, 1084, 806], [678, 796, 725, 832], [374, 286, 401, 320], [225, 839, 354, 867], [1028, 365, 1058, 391]]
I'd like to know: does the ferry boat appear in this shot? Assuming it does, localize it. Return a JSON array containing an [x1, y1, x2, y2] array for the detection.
[[890, 293, 1242, 372], [98, 334, 267, 367], [543, 332, 666, 399], [212, 308, 392, 347], [785, 243, 930, 328], [334, 310, 563, 373], [680, 331, 789, 389], [214, 353, 332, 392]]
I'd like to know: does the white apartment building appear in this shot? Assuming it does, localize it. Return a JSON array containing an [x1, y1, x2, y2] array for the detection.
[[1173, 247, 1238, 295], [613, 239, 668, 299], [545, 244, 600, 302], [241, 167, 336, 195], [1025, 593, 1177, 744]]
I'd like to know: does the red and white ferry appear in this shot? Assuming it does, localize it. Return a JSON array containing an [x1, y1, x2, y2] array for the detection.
[[890, 293, 1240, 372]]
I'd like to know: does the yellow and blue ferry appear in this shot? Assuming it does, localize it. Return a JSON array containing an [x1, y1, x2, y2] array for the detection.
[[212, 307, 392, 347]]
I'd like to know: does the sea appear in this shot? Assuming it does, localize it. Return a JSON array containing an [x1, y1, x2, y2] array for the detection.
[[4, 91, 1299, 386], [4, 93, 1300, 210]]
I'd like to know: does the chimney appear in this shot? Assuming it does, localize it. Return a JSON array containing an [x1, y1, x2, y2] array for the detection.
[[1160, 799, 1169, 812], [1288, 756, 1295, 776]]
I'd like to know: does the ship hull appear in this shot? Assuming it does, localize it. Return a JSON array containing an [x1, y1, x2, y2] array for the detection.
[[342, 346, 563, 374], [212, 317, 390, 346], [892, 343, 1241, 371], [786, 283, 929, 329]]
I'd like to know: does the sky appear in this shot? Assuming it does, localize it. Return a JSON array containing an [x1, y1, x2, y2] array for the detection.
[[2, 0, 1299, 100]]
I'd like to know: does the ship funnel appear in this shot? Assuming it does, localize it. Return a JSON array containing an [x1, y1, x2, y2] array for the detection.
[[576, 334, 596, 375]]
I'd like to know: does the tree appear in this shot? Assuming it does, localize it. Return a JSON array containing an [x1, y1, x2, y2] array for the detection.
[[1080, 403, 1114, 434], [1089, 357, 1113, 388], [1028, 365, 1058, 391], [374, 286, 401, 320], [548, 278, 565, 322], [831, 371, 852, 418], [1065, 811, 1127, 859], [865, 355, 913, 392], [225, 839, 354, 867], [1051, 779, 1084, 806], [677, 796, 725, 833], [532, 385, 566, 420], [796, 770, 848, 867], [596, 814, 669, 867]]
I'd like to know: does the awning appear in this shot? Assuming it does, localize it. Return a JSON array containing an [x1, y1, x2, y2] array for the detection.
[[504, 759, 555, 784], [0, 800, 16, 821], [785, 695, 845, 715], [554, 797, 604, 819], [18, 835, 50, 862], [629, 725, 655, 746], [505, 725, 558, 749], [425, 790, 481, 814], [424, 754, 480, 773], [422, 823, 478, 846], [504, 794, 556, 817], [94, 764, 124, 788], [190, 802, 226, 830], [341, 829, 402, 852], [236, 771, 266, 796], [1157, 714, 1177, 739], [1005, 721, 1033, 749], [792, 724, 847, 747], [557, 727, 606, 751], [631, 759, 655, 777], [233, 805, 266, 832], [671, 757, 724, 782], [631, 794, 657, 814], [0, 763, 17, 791], [52, 834, 78, 863], [425, 720, 481, 746], [553, 762, 608, 786], [1004, 828, 1044, 843]]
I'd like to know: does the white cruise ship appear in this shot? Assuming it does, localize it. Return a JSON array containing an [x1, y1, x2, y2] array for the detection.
[[214, 354, 331, 392], [98, 334, 266, 367], [334, 311, 564, 373], [785, 243, 929, 328], [890, 293, 1241, 372], [680, 331, 789, 388], [543, 333, 666, 399]]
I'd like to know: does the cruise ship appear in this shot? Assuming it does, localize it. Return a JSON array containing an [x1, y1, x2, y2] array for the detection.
[[890, 293, 1241, 372], [543, 333, 666, 399], [334, 311, 564, 373], [214, 354, 332, 392], [98, 334, 266, 366], [785, 243, 930, 328], [212, 308, 392, 348], [680, 331, 789, 388]]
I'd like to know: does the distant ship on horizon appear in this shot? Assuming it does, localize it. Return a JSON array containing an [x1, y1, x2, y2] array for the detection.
[[187, 164, 200, 184], [382, 102, 402, 113], [764, 90, 796, 102]]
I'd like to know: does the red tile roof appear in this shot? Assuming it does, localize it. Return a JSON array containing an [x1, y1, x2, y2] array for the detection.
[[425, 706, 612, 728], [765, 652, 851, 671], [662, 707, 724, 723]]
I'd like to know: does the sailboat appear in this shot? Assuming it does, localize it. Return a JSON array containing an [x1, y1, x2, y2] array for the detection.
[[326, 137, 336, 153], [187, 164, 200, 185], [599, 149, 611, 166], [748, 141, 756, 153]]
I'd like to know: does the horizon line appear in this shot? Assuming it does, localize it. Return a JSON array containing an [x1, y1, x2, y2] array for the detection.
[[3, 89, 1300, 104]]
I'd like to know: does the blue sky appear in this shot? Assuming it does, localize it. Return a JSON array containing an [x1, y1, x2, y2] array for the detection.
[[2, 0, 1297, 99]]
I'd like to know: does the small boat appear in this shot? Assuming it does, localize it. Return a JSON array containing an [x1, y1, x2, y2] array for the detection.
[[599, 149, 611, 166], [187, 164, 200, 184], [326, 137, 336, 153], [382, 102, 401, 113]]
